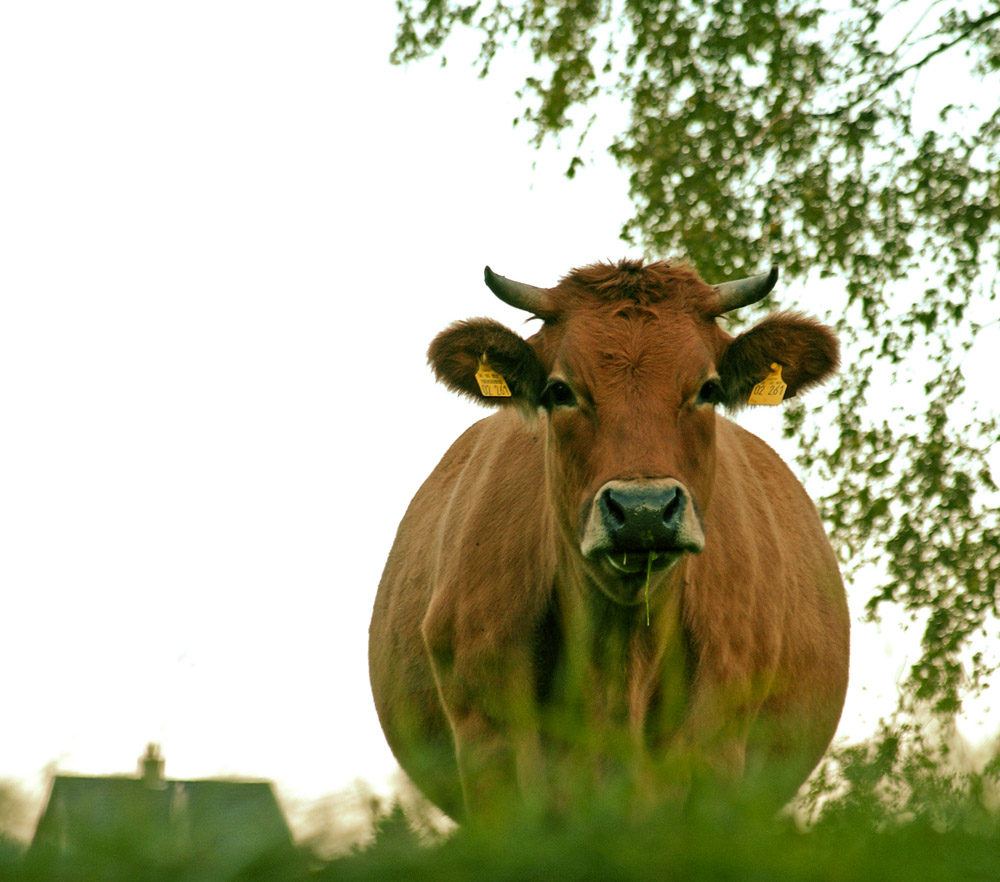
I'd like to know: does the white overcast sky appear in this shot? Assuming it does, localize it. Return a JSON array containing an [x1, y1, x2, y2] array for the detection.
[[2, 2, 998, 817]]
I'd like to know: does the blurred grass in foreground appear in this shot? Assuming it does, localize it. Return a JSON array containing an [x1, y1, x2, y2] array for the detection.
[[3, 804, 999, 881], [321, 798, 999, 882], [3, 727, 999, 881], [4, 784, 999, 881]]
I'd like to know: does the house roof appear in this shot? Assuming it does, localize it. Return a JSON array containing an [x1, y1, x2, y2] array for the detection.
[[31, 750, 294, 872]]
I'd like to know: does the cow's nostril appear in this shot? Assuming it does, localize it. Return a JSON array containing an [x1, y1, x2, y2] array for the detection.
[[662, 491, 680, 526], [604, 491, 626, 528]]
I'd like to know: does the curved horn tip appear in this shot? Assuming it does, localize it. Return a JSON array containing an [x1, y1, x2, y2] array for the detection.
[[483, 265, 505, 296], [739, 265, 779, 295], [714, 265, 781, 312], [482, 265, 552, 315]]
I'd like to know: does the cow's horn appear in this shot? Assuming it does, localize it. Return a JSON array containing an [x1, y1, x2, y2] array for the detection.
[[484, 266, 552, 316], [714, 266, 779, 313]]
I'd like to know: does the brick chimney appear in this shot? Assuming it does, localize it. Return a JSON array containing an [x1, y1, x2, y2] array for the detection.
[[140, 743, 165, 787]]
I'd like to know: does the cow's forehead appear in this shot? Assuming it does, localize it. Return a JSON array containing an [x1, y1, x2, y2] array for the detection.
[[544, 301, 721, 395], [527, 259, 729, 388]]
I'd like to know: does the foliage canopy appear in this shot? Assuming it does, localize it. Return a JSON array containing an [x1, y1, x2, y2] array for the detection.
[[392, 0, 1000, 719]]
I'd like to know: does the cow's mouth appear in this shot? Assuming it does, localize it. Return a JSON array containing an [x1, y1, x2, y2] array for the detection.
[[605, 550, 681, 576]]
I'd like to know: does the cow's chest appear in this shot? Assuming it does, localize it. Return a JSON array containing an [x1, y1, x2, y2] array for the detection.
[[532, 599, 691, 755]]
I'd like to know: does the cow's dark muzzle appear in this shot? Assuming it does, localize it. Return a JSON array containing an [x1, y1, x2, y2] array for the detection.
[[581, 478, 706, 564], [600, 483, 684, 549]]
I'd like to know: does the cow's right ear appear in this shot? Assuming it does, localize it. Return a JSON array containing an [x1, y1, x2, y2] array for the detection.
[[428, 318, 547, 408]]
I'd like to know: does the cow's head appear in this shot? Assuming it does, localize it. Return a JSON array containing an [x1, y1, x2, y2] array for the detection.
[[429, 260, 838, 606]]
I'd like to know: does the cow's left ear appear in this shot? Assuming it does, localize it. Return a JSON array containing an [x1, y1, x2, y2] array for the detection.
[[717, 312, 840, 409], [428, 318, 547, 409]]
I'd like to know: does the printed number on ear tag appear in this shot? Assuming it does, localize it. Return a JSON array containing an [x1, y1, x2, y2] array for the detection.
[[475, 357, 511, 398], [748, 363, 787, 406]]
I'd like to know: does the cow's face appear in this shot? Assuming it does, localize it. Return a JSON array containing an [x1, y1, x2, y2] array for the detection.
[[429, 260, 838, 605], [537, 301, 718, 601]]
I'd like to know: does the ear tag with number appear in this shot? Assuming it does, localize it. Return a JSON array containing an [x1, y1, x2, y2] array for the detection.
[[475, 356, 511, 398], [748, 363, 787, 406]]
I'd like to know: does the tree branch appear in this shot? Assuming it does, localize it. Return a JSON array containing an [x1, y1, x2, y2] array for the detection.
[[814, 8, 1000, 121]]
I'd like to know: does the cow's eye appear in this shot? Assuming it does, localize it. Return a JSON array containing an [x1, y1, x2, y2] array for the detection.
[[543, 380, 577, 409], [697, 378, 724, 406]]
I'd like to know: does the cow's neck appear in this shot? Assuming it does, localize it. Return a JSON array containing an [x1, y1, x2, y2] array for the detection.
[[553, 553, 690, 749]]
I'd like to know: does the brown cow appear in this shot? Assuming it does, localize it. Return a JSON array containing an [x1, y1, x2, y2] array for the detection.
[[369, 259, 849, 824]]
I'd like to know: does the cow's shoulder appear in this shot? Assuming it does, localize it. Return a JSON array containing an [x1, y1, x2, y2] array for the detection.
[[405, 411, 554, 659], [409, 409, 547, 538], [693, 416, 842, 621], [711, 417, 821, 528]]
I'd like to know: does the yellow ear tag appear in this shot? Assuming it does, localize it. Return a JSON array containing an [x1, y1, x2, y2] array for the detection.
[[475, 356, 511, 398], [748, 363, 787, 406]]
